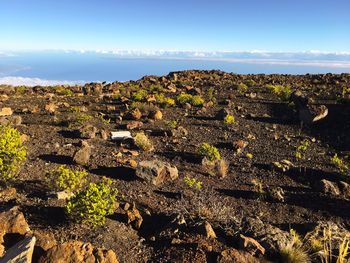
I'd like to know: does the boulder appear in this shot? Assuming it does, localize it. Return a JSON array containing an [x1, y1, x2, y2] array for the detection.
[[136, 160, 178, 186], [0, 187, 17, 201], [126, 206, 143, 229], [73, 144, 91, 166], [0, 107, 13, 117], [38, 240, 118, 263], [78, 125, 97, 139], [238, 234, 265, 256], [0, 116, 22, 126], [127, 108, 142, 120], [314, 179, 340, 196], [0, 236, 36, 263], [44, 103, 57, 114], [0, 207, 31, 257], [126, 121, 143, 130], [33, 230, 56, 252], [240, 217, 292, 254], [203, 221, 216, 239]]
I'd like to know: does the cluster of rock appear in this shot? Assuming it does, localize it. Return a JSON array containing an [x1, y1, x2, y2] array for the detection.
[[0, 207, 118, 263]]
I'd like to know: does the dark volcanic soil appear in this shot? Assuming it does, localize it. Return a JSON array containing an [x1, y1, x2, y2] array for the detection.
[[1, 70, 350, 262]]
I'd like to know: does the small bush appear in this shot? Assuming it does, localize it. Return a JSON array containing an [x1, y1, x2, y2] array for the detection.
[[236, 83, 248, 94], [265, 84, 292, 101], [155, 93, 175, 107], [198, 143, 221, 162], [224, 114, 236, 125], [132, 89, 148, 102], [65, 179, 117, 227], [244, 79, 257, 87], [15, 86, 26, 94], [191, 95, 204, 107], [176, 93, 204, 107], [176, 93, 193, 105], [166, 120, 178, 129], [184, 176, 202, 189], [49, 165, 87, 193], [295, 140, 310, 159], [74, 113, 92, 125], [280, 245, 310, 263], [134, 132, 154, 151], [0, 125, 27, 181], [330, 154, 348, 175], [149, 84, 164, 93]]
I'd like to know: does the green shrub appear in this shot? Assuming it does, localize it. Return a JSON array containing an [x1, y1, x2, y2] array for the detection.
[[155, 93, 175, 107], [15, 86, 26, 94], [191, 95, 204, 107], [149, 84, 164, 93], [176, 93, 193, 105], [198, 143, 221, 162], [74, 113, 92, 125], [236, 83, 248, 94], [134, 132, 154, 151], [132, 89, 148, 101], [265, 84, 292, 101], [176, 93, 204, 107], [224, 114, 236, 125], [0, 125, 27, 181], [244, 79, 257, 87], [184, 176, 202, 189], [331, 154, 349, 175], [49, 165, 87, 193], [295, 139, 310, 159], [65, 179, 117, 227], [166, 120, 178, 129]]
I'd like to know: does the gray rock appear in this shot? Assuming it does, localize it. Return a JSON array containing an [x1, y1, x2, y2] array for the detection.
[[0, 236, 36, 263], [240, 217, 292, 254], [73, 145, 91, 165], [314, 179, 340, 196], [136, 160, 178, 186], [78, 125, 97, 139], [0, 116, 22, 126]]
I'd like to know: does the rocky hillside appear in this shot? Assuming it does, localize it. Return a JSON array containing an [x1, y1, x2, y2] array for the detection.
[[1, 70, 350, 262]]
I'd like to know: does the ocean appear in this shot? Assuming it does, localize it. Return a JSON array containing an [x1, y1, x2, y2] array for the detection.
[[0, 51, 349, 86]]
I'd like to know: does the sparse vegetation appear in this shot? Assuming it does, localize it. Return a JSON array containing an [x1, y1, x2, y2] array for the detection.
[[132, 89, 148, 102], [236, 83, 248, 94], [198, 143, 221, 162], [223, 114, 236, 125], [134, 132, 154, 151], [49, 165, 87, 193], [176, 93, 204, 107], [331, 154, 349, 175], [166, 120, 178, 129], [295, 139, 310, 159], [265, 84, 292, 101], [65, 179, 118, 227], [0, 125, 27, 181], [184, 176, 202, 189]]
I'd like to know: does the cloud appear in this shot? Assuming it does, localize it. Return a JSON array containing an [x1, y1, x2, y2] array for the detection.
[[0, 76, 85, 86]]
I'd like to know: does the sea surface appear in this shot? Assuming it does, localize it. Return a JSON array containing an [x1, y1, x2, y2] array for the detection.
[[0, 51, 350, 86]]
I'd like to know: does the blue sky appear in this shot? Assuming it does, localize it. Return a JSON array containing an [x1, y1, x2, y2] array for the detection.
[[0, 0, 349, 52]]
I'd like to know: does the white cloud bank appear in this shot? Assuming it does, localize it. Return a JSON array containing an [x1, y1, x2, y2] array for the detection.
[[0, 76, 85, 87]]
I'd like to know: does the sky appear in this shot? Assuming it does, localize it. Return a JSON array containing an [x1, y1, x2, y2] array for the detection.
[[0, 0, 349, 52]]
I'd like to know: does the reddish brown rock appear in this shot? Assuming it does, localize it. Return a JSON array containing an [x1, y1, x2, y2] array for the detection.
[[38, 240, 118, 263]]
